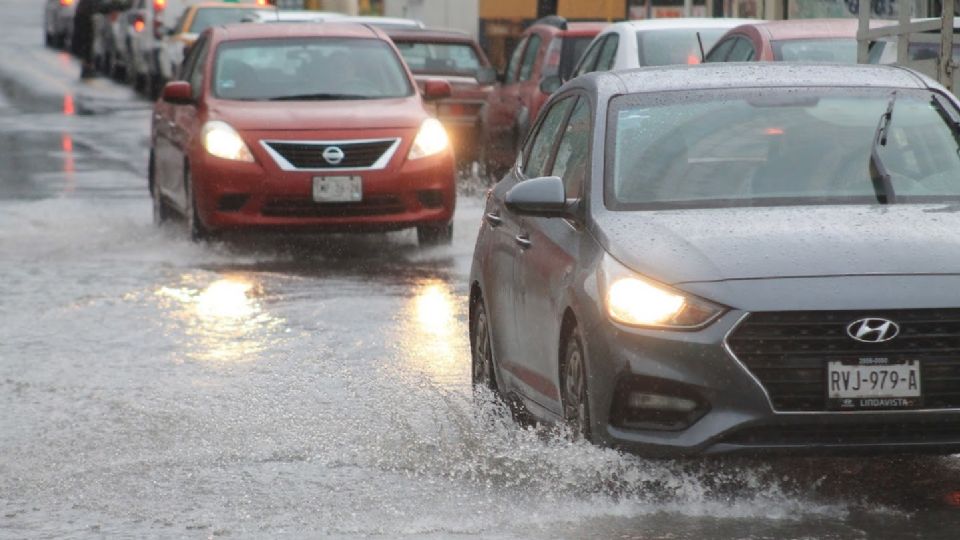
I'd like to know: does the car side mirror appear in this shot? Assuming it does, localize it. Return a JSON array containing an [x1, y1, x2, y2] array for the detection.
[[505, 176, 570, 217], [423, 78, 452, 101], [476, 66, 497, 85], [162, 81, 193, 105], [539, 74, 562, 95]]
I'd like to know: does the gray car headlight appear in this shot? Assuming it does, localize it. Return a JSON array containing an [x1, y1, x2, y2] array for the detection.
[[600, 255, 724, 329]]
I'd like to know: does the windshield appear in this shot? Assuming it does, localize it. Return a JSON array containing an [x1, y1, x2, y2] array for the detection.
[[771, 38, 857, 62], [188, 7, 275, 33], [606, 88, 960, 210], [869, 38, 960, 64], [638, 28, 729, 66], [394, 40, 483, 76], [213, 38, 413, 101]]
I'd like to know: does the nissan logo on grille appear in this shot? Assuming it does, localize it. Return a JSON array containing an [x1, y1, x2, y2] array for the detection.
[[846, 318, 900, 343], [322, 146, 345, 165]]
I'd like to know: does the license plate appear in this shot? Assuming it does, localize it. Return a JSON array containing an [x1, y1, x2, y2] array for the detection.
[[826, 359, 921, 410], [312, 176, 362, 203]]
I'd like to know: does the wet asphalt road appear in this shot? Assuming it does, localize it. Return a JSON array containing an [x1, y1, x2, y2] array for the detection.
[[6, 2, 960, 538]]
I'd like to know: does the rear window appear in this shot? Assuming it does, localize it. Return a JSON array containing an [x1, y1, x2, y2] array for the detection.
[[771, 38, 857, 63], [213, 38, 413, 101], [637, 28, 729, 66], [394, 40, 484, 76], [606, 88, 960, 210], [188, 7, 274, 33]]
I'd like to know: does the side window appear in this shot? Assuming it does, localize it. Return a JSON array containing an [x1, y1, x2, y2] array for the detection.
[[595, 34, 620, 72], [523, 97, 575, 178], [183, 37, 209, 99], [726, 37, 756, 62], [551, 97, 591, 199], [705, 38, 736, 63], [573, 36, 604, 78], [518, 34, 542, 82], [504, 36, 528, 84]]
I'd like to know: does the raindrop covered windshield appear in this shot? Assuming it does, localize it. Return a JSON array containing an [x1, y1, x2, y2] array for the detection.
[[606, 88, 960, 210]]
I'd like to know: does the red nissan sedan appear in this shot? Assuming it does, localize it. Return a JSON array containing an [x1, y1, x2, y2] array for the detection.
[[149, 23, 456, 245]]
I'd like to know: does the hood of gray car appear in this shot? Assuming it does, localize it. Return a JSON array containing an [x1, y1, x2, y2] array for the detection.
[[597, 204, 960, 285]]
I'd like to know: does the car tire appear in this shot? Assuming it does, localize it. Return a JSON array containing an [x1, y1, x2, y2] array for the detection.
[[471, 296, 500, 394], [561, 323, 592, 441], [149, 154, 170, 225], [417, 222, 453, 246], [184, 166, 209, 242]]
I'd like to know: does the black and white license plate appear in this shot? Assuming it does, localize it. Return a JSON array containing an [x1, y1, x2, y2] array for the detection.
[[312, 175, 362, 203], [826, 359, 922, 410]]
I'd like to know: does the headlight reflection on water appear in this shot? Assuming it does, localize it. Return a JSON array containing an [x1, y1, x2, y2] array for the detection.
[[397, 279, 469, 386], [156, 275, 280, 364]]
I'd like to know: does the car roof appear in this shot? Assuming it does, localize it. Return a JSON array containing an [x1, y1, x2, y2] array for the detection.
[[735, 18, 871, 40], [384, 28, 474, 42], [216, 22, 384, 41], [192, 2, 268, 9], [610, 18, 756, 31], [562, 21, 609, 35], [578, 63, 928, 95]]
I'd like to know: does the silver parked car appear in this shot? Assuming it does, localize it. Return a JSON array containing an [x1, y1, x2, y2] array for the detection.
[[470, 63, 960, 456]]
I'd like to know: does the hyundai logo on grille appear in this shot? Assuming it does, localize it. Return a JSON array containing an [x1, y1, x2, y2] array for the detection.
[[322, 146, 345, 165], [846, 318, 900, 343]]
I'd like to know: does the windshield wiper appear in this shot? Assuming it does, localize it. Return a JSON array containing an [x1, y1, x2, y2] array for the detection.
[[869, 91, 897, 204], [268, 93, 373, 101]]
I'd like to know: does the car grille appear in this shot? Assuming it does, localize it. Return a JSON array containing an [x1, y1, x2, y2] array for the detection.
[[726, 310, 960, 412], [721, 420, 960, 446], [263, 139, 398, 170], [261, 195, 405, 218]]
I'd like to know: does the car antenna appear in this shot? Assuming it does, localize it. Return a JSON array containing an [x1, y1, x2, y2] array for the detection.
[[696, 32, 706, 63]]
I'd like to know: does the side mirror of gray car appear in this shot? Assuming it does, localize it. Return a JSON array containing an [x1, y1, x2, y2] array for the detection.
[[505, 176, 571, 218]]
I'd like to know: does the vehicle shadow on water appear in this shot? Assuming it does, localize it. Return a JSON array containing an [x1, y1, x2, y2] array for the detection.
[[198, 229, 460, 283]]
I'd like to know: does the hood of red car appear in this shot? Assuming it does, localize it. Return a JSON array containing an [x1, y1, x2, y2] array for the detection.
[[207, 97, 427, 131]]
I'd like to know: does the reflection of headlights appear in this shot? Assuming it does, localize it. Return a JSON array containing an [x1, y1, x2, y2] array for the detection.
[[602, 256, 723, 329], [408, 118, 449, 160], [202, 121, 254, 162]]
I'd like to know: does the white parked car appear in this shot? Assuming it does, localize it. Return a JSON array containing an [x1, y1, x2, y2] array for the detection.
[[570, 18, 755, 77]]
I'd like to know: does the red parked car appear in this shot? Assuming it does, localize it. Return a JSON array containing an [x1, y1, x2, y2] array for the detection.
[[705, 19, 866, 63], [149, 23, 457, 246], [387, 28, 495, 166], [478, 16, 605, 177]]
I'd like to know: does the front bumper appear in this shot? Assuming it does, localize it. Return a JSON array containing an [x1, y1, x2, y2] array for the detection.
[[585, 310, 960, 457], [189, 145, 456, 234]]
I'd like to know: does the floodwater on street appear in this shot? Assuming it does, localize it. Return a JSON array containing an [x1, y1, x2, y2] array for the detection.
[[4, 1, 960, 537]]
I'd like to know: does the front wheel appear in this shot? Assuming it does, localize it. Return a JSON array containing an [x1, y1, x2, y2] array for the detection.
[[561, 324, 591, 441], [471, 297, 498, 393], [184, 167, 209, 242], [417, 222, 453, 247], [149, 155, 170, 226]]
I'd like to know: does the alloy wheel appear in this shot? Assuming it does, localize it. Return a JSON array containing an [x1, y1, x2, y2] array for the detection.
[[562, 326, 590, 440], [471, 299, 497, 391]]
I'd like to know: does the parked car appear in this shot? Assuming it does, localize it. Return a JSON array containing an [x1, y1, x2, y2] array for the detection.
[[150, 23, 456, 245], [478, 16, 605, 178], [92, 0, 133, 77], [705, 18, 866, 63], [469, 62, 960, 455], [571, 18, 754, 77], [44, 0, 77, 48], [244, 11, 424, 29], [387, 27, 495, 165], [158, 2, 276, 92]]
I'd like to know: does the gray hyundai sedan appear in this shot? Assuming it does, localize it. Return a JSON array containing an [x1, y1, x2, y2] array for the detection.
[[468, 63, 960, 456]]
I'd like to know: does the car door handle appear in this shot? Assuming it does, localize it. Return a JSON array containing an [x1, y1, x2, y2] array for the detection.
[[514, 234, 531, 249], [484, 212, 502, 227]]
